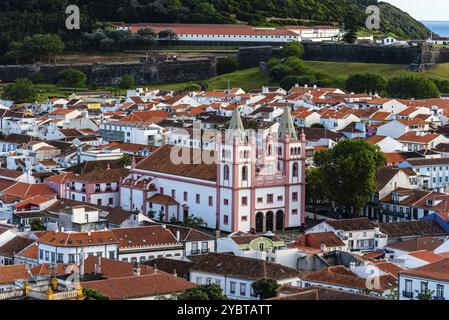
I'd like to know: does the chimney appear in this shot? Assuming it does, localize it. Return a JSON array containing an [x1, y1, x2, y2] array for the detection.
[[173, 268, 177, 278], [80, 250, 85, 277], [133, 267, 141, 276], [60, 227, 64, 232], [350, 262, 356, 270], [98, 255, 102, 274], [176, 230, 180, 242], [215, 229, 221, 238], [87, 231, 91, 237]]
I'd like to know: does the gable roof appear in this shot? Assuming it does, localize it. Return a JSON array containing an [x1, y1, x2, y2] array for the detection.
[[399, 258, 449, 282], [270, 285, 384, 300], [408, 250, 444, 263], [386, 236, 443, 252], [38, 230, 119, 247], [111, 226, 181, 249], [81, 271, 195, 299], [0, 182, 56, 198], [326, 218, 377, 231], [0, 264, 31, 284], [379, 220, 448, 238], [135, 144, 217, 182], [0, 236, 34, 258], [189, 253, 301, 280]]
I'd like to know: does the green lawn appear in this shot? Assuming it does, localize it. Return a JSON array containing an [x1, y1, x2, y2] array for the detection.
[[146, 67, 275, 92], [304, 61, 413, 79]]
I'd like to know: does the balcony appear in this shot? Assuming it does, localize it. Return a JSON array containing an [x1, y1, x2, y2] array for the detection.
[[254, 174, 286, 187], [201, 248, 210, 254], [402, 291, 414, 298]]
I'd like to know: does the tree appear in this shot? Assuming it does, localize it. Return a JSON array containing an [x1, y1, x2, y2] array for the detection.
[[178, 284, 228, 300], [314, 139, 385, 216], [137, 28, 156, 51], [284, 56, 310, 75], [158, 29, 178, 42], [1, 78, 37, 103], [385, 288, 399, 300], [345, 73, 387, 94], [118, 154, 132, 167], [216, 57, 239, 75], [387, 75, 440, 99], [269, 64, 293, 81], [148, 210, 156, 220], [119, 74, 136, 90], [83, 288, 110, 300], [305, 167, 326, 220], [281, 42, 304, 59], [183, 214, 207, 229], [416, 288, 435, 300], [251, 278, 280, 300], [279, 74, 317, 90], [433, 79, 449, 94], [10, 34, 64, 63], [58, 69, 87, 88], [343, 13, 361, 44], [157, 209, 165, 222], [30, 219, 45, 231], [29, 72, 46, 84]]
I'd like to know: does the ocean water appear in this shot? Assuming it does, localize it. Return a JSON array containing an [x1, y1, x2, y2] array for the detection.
[[422, 21, 449, 37]]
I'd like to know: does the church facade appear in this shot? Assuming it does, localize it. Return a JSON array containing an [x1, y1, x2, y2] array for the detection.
[[119, 107, 306, 233]]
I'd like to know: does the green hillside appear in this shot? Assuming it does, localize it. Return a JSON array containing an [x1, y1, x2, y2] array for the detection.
[[0, 0, 433, 58]]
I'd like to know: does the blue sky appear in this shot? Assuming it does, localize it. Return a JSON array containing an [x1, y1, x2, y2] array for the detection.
[[383, 0, 449, 21]]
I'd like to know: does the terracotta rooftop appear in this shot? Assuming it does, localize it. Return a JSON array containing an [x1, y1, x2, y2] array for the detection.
[[38, 230, 119, 247], [189, 253, 302, 280], [0, 236, 34, 258], [82, 271, 196, 299], [148, 194, 179, 205], [386, 236, 444, 252], [326, 218, 377, 231], [380, 220, 448, 238], [294, 232, 345, 249], [84, 256, 154, 279], [270, 285, 384, 300], [408, 250, 444, 263], [0, 264, 31, 284], [135, 144, 217, 182], [400, 258, 449, 282], [111, 226, 181, 249]]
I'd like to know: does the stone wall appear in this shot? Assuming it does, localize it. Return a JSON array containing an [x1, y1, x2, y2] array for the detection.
[[237, 46, 274, 69], [0, 57, 217, 86], [302, 42, 421, 64], [238, 43, 449, 68]]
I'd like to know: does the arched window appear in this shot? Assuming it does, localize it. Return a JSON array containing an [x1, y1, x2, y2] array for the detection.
[[292, 162, 298, 177], [224, 165, 230, 181], [242, 166, 248, 181]]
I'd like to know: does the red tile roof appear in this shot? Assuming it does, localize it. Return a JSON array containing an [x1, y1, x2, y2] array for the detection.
[[82, 271, 196, 299], [0, 264, 31, 284], [408, 250, 444, 263]]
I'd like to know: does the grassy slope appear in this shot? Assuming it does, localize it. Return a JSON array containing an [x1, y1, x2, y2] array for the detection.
[[5, 61, 449, 102]]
